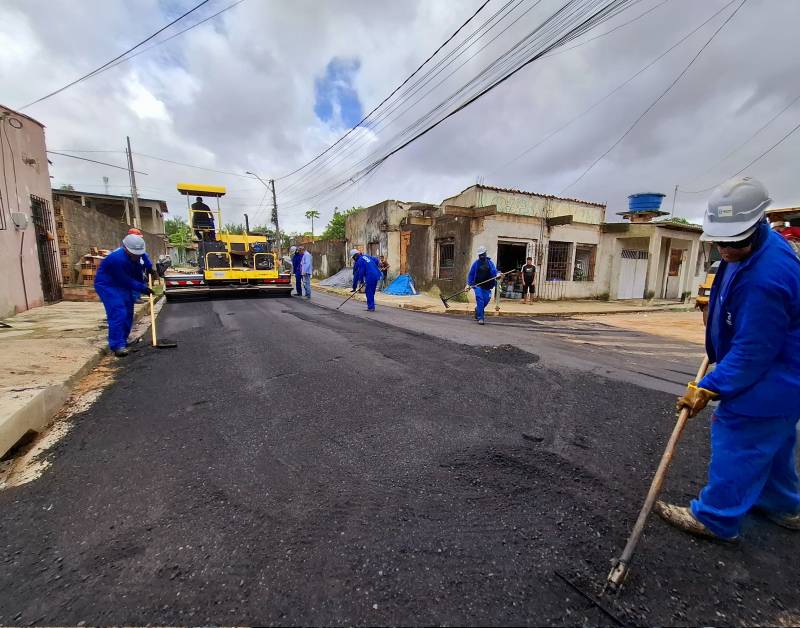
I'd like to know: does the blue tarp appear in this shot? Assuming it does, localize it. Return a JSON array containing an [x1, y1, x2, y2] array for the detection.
[[383, 274, 418, 296]]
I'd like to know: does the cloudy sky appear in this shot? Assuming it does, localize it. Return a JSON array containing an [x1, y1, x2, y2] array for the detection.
[[3, 0, 798, 233]]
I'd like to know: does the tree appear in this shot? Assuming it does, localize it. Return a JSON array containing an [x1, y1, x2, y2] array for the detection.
[[59, 184, 75, 191], [165, 216, 192, 249], [223, 223, 245, 234], [320, 206, 362, 240], [305, 209, 320, 237]]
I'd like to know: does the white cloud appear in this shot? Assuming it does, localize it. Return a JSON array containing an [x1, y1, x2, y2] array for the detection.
[[2, 0, 798, 234]]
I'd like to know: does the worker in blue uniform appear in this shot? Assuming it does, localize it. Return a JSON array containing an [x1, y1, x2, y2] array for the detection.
[[656, 177, 800, 541], [127, 228, 158, 302], [94, 234, 152, 357], [351, 249, 382, 311], [466, 245, 501, 325], [290, 245, 303, 296]]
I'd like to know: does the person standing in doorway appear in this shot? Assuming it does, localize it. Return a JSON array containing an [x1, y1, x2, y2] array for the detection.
[[521, 256, 536, 304], [378, 255, 390, 291], [290, 245, 303, 296], [466, 245, 501, 325], [299, 245, 313, 299]]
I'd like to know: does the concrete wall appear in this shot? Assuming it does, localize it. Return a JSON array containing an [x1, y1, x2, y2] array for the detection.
[[442, 185, 606, 225], [0, 106, 57, 318], [346, 200, 411, 276], [301, 239, 347, 278], [426, 215, 473, 294], [54, 195, 166, 285]]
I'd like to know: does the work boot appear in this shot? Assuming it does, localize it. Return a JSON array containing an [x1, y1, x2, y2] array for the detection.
[[478, 319, 485, 325], [113, 348, 129, 358], [655, 501, 738, 542], [755, 507, 800, 530]]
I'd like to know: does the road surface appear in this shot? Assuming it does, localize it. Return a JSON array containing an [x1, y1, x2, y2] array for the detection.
[[1, 293, 797, 625]]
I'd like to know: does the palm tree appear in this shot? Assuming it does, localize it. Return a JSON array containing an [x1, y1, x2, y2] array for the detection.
[[305, 209, 320, 237]]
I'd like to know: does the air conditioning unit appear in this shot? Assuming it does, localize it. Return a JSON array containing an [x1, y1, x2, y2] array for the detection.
[[11, 212, 29, 230]]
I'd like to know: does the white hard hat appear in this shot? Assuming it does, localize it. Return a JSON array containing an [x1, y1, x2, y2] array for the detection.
[[477, 245, 487, 255], [350, 248, 361, 258], [701, 177, 771, 242], [289, 245, 297, 253], [122, 234, 146, 255]]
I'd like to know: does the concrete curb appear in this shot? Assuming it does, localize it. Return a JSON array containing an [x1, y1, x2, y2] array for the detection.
[[312, 284, 692, 318], [0, 296, 164, 458]]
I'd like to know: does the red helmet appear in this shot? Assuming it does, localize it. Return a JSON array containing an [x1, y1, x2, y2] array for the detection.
[[127, 228, 143, 236]]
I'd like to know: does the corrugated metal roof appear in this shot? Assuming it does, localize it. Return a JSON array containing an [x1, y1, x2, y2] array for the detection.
[[464, 184, 606, 208]]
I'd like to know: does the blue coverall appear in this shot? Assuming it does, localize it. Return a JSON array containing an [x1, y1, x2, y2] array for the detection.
[[352, 253, 382, 310], [132, 252, 153, 301], [291, 251, 303, 295], [692, 222, 800, 539], [94, 248, 148, 352], [467, 255, 498, 322]]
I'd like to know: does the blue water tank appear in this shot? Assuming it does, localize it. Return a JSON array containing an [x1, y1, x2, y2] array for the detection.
[[628, 193, 666, 212]]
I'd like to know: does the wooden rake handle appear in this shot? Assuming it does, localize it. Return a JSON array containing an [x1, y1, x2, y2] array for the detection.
[[606, 354, 710, 591]]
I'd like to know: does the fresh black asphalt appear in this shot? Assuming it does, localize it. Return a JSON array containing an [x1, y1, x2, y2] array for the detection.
[[1, 294, 797, 625]]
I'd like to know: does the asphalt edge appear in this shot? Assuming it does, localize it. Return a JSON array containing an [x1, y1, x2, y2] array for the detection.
[[0, 296, 164, 459]]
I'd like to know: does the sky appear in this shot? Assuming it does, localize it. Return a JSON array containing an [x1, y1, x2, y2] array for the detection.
[[2, 0, 799, 234]]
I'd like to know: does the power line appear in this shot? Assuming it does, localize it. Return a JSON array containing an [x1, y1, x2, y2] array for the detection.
[[282, 0, 638, 208], [683, 91, 800, 186], [47, 150, 148, 174], [488, 0, 735, 178], [134, 153, 257, 179], [274, 0, 493, 181], [559, 0, 747, 194], [681, 116, 800, 194], [21, 0, 213, 109]]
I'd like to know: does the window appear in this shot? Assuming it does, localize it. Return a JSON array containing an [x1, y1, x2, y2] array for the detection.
[[545, 241, 572, 281], [437, 239, 455, 279], [368, 241, 380, 257], [573, 244, 596, 281]]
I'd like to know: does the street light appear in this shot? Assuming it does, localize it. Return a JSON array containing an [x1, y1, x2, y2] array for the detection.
[[246, 171, 281, 256]]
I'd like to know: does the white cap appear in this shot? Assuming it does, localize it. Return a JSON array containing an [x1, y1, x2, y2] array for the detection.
[[477, 245, 487, 255], [289, 246, 297, 253], [122, 234, 146, 255], [350, 248, 361, 258]]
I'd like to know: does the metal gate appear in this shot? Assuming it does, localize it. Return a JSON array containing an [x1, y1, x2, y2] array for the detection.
[[536, 240, 571, 300], [30, 195, 62, 303], [617, 249, 648, 299]]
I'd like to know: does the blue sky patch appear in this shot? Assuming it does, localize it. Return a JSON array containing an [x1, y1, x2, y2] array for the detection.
[[314, 57, 363, 128]]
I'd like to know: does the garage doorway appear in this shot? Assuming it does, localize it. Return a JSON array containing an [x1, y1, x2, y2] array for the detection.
[[496, 240, 528, 273]]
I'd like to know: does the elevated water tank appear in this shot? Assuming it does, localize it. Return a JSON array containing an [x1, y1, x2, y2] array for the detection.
[[628, 193, 666, 213]]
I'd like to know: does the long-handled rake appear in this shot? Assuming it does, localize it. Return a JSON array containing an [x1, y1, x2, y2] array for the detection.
[[336, 286, 362, 310], [440, 268, 517, 309], [605, 354, 711, 592], [148, 276, 177, 349]]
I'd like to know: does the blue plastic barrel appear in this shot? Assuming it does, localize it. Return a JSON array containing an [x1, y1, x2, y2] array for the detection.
[[628, 193, 666, 212]]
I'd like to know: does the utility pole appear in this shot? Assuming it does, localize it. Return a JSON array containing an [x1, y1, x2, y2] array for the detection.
[[126, 136, 141, 229], [102, 176, 109, 195], [269, 178, 281, 256], [670, 184, 678, 218], [244, 213, 250, 234]]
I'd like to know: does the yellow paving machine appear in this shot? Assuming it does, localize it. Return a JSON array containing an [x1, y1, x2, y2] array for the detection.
[[164, 182, 292, 299]]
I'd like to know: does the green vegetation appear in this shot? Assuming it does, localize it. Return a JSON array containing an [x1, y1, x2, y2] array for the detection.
[[305, 209, 320, 236], [320, 206, 362, 240], [165, 216, 192, 249]]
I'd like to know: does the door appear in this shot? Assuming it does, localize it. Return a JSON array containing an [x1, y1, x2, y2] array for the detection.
[[617, 249, 648, 299], [30, 195, 62, 303], [400, 231, 411, 275]]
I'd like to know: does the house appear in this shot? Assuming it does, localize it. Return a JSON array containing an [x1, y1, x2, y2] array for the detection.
[[54, 189, 167, 235], [0, 104, 61, 317], [52, 190, 168, 286], [345, 184, 707, 301]]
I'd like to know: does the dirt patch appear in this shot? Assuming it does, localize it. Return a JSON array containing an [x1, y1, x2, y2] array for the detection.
[[577, 310, 705, 345], [0, 358, 117, 490]]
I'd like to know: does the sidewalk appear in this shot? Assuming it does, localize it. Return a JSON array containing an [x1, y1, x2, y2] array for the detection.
[[0, 299, 157, 458], [313, 282, 693, 317]]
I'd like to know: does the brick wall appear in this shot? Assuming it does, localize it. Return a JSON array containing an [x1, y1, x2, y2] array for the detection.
[[54, 196, 166, 285]]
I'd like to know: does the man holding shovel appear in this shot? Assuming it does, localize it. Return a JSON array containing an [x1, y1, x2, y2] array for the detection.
[[656, 177, 800, 541], [466, 245, 502, 325]]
